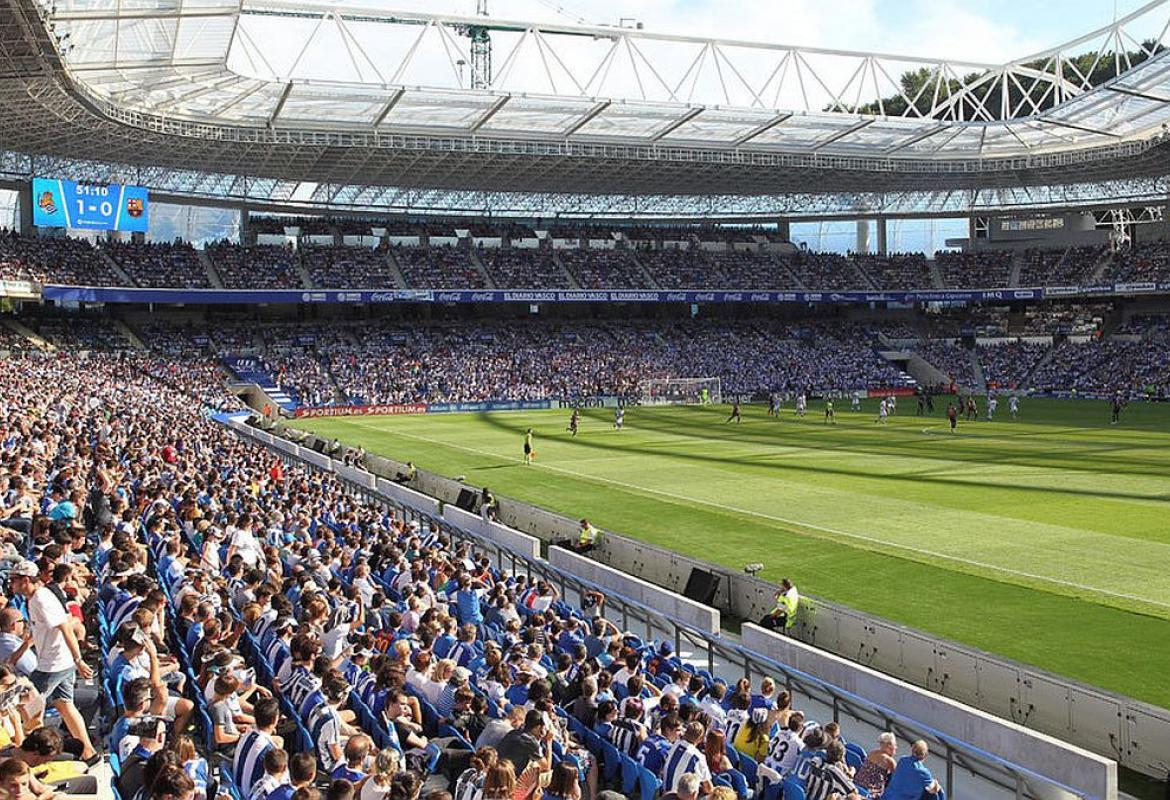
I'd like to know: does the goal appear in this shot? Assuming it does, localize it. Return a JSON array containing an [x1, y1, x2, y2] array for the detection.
[[638, 377, 722, 406]]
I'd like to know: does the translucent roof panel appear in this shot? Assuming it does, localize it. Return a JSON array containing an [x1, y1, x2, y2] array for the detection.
[[34, 0, 1170, 169]]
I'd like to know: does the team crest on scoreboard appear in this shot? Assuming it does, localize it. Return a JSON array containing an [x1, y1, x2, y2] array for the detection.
[[126, 197, 144, 218], [38, 190, 57, 215]]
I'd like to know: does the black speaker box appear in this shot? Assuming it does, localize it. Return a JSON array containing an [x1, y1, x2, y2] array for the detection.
[[455, 489, 479, 512], [682, 568, 720, 606]]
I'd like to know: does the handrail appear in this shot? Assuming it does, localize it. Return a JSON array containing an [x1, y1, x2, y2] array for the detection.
[[215, 414, 1096, 800]]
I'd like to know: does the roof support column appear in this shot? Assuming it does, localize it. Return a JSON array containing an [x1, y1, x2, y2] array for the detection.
[[876, 217, 888, 256], [776, 218, 791, 243], [856, 220, 871, 254], [17, 182, 32, 236]]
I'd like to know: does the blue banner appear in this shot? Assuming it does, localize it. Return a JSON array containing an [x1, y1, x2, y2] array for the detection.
[[426, 400, 552, 414], [38, 284, 1170, 306]]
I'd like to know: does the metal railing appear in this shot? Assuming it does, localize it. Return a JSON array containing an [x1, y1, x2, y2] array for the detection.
[[218, 414, 1098, 800]]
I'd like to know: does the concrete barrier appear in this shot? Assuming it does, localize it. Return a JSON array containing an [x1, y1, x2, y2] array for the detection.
[[334, 461, 376, 489], [442, 505, 542, 561], [375, 478, 440, 517], [550, 546, 720, 635], [299, 447, 332, 471], [742, 623, 1116, 800]]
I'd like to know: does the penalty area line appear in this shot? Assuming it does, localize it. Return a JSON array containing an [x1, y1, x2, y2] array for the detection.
[[375, 426, 1170, 613]]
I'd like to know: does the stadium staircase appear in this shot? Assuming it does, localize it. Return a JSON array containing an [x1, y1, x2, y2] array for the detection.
[[1020, 345, 1058, 390], [196, 248, 225, 288], [970, 350, 987, 393], [627, 252, 661, 287], [770, 252, 807, 288], [1007, 251, 1025, 288], [850, 257, 880, 289], [294, 254, 315, 289], [222, 356, 298, 412], [0, 318, 53, 350], [927, 257, 945, 288], [1086, 248, 1117, 284], [97, 250, 136, 286], [551, 251, 583, 288], [468, 248, 497, 288], [903, 351, 956, 390], [112, 319, 147, 351], [384, 249, 409, 288]]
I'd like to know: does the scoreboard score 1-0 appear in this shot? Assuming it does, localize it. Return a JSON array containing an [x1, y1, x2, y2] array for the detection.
[[31, 178, 149, 232]]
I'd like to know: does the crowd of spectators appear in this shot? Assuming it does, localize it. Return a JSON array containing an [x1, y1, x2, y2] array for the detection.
[[916, 341, 976, 386], [1029, 338, 1170, 395], [206, 243, 305, 290], [0, 347, 954, 800], [101, 241, 210, 289], [26, 316, 133, 351], [977, 342, 1049, 390], [786, 253, 867, 291], [310, 319, 912, 406], [557, 251, 646, 290], [935, 251, 1013, 289], [705, 252, 798, 290], [0, 231, 121, 286], [482, 252, 575, 290], [1104, 241, 1170, 284], [303, 246, 397, 289], [19, 226, 1170, 294], [635, 251, 716, 290], [1115, 314, 1170, 337], [393, 246, 489, 289], [850, 254, 931, 291]]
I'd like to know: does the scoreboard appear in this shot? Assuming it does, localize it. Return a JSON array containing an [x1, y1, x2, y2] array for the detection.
[[32, 178, 149, 232]]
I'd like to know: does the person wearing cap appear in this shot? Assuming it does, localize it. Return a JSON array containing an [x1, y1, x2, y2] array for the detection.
[[733, 707, 772, 763], [8, 560, 95, 761], [435, 666, 472, 719]]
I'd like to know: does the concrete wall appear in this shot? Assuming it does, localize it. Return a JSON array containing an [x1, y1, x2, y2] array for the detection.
[[743, 624, 1116, 800], [549, 546, 721, 635], [374, 477, 440, 517], [441, 505, 542, 562]]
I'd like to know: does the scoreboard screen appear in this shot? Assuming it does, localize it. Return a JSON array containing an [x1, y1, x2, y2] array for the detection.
[[31, 178, 149, 232]]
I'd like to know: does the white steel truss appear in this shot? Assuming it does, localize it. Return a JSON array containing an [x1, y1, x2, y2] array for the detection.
[[32, 0, 1170, 162]]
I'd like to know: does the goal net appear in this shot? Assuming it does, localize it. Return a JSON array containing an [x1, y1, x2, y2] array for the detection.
[[638, 377, 722, 406]]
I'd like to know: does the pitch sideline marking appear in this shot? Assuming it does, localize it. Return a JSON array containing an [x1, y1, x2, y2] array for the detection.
[[378, 425, 1170, 613]]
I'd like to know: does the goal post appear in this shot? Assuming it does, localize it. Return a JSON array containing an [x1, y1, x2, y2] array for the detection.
[[638, 377, 722, 406]]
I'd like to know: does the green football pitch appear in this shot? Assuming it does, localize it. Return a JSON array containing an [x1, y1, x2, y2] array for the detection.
[[292, 398, 1170, 709]]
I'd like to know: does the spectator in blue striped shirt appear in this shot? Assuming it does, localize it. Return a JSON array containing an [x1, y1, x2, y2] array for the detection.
[[662, 722, 712, 797], [232, 697, 282, 797]]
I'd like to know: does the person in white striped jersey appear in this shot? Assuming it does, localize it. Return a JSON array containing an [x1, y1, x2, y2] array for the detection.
[[662, 722, 712, 797]]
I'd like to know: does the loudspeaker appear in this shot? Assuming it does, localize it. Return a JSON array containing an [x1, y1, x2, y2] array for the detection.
[[455, 489, 478, 512], [682, 568, 720, 606]]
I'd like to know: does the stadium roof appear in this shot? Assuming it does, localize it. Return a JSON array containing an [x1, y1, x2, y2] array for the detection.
[[2, 0, 1170, 217]]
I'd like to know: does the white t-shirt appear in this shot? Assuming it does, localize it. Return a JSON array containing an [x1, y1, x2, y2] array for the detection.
[[230, 528, 262, 567], [28, 587, 72, 672]]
